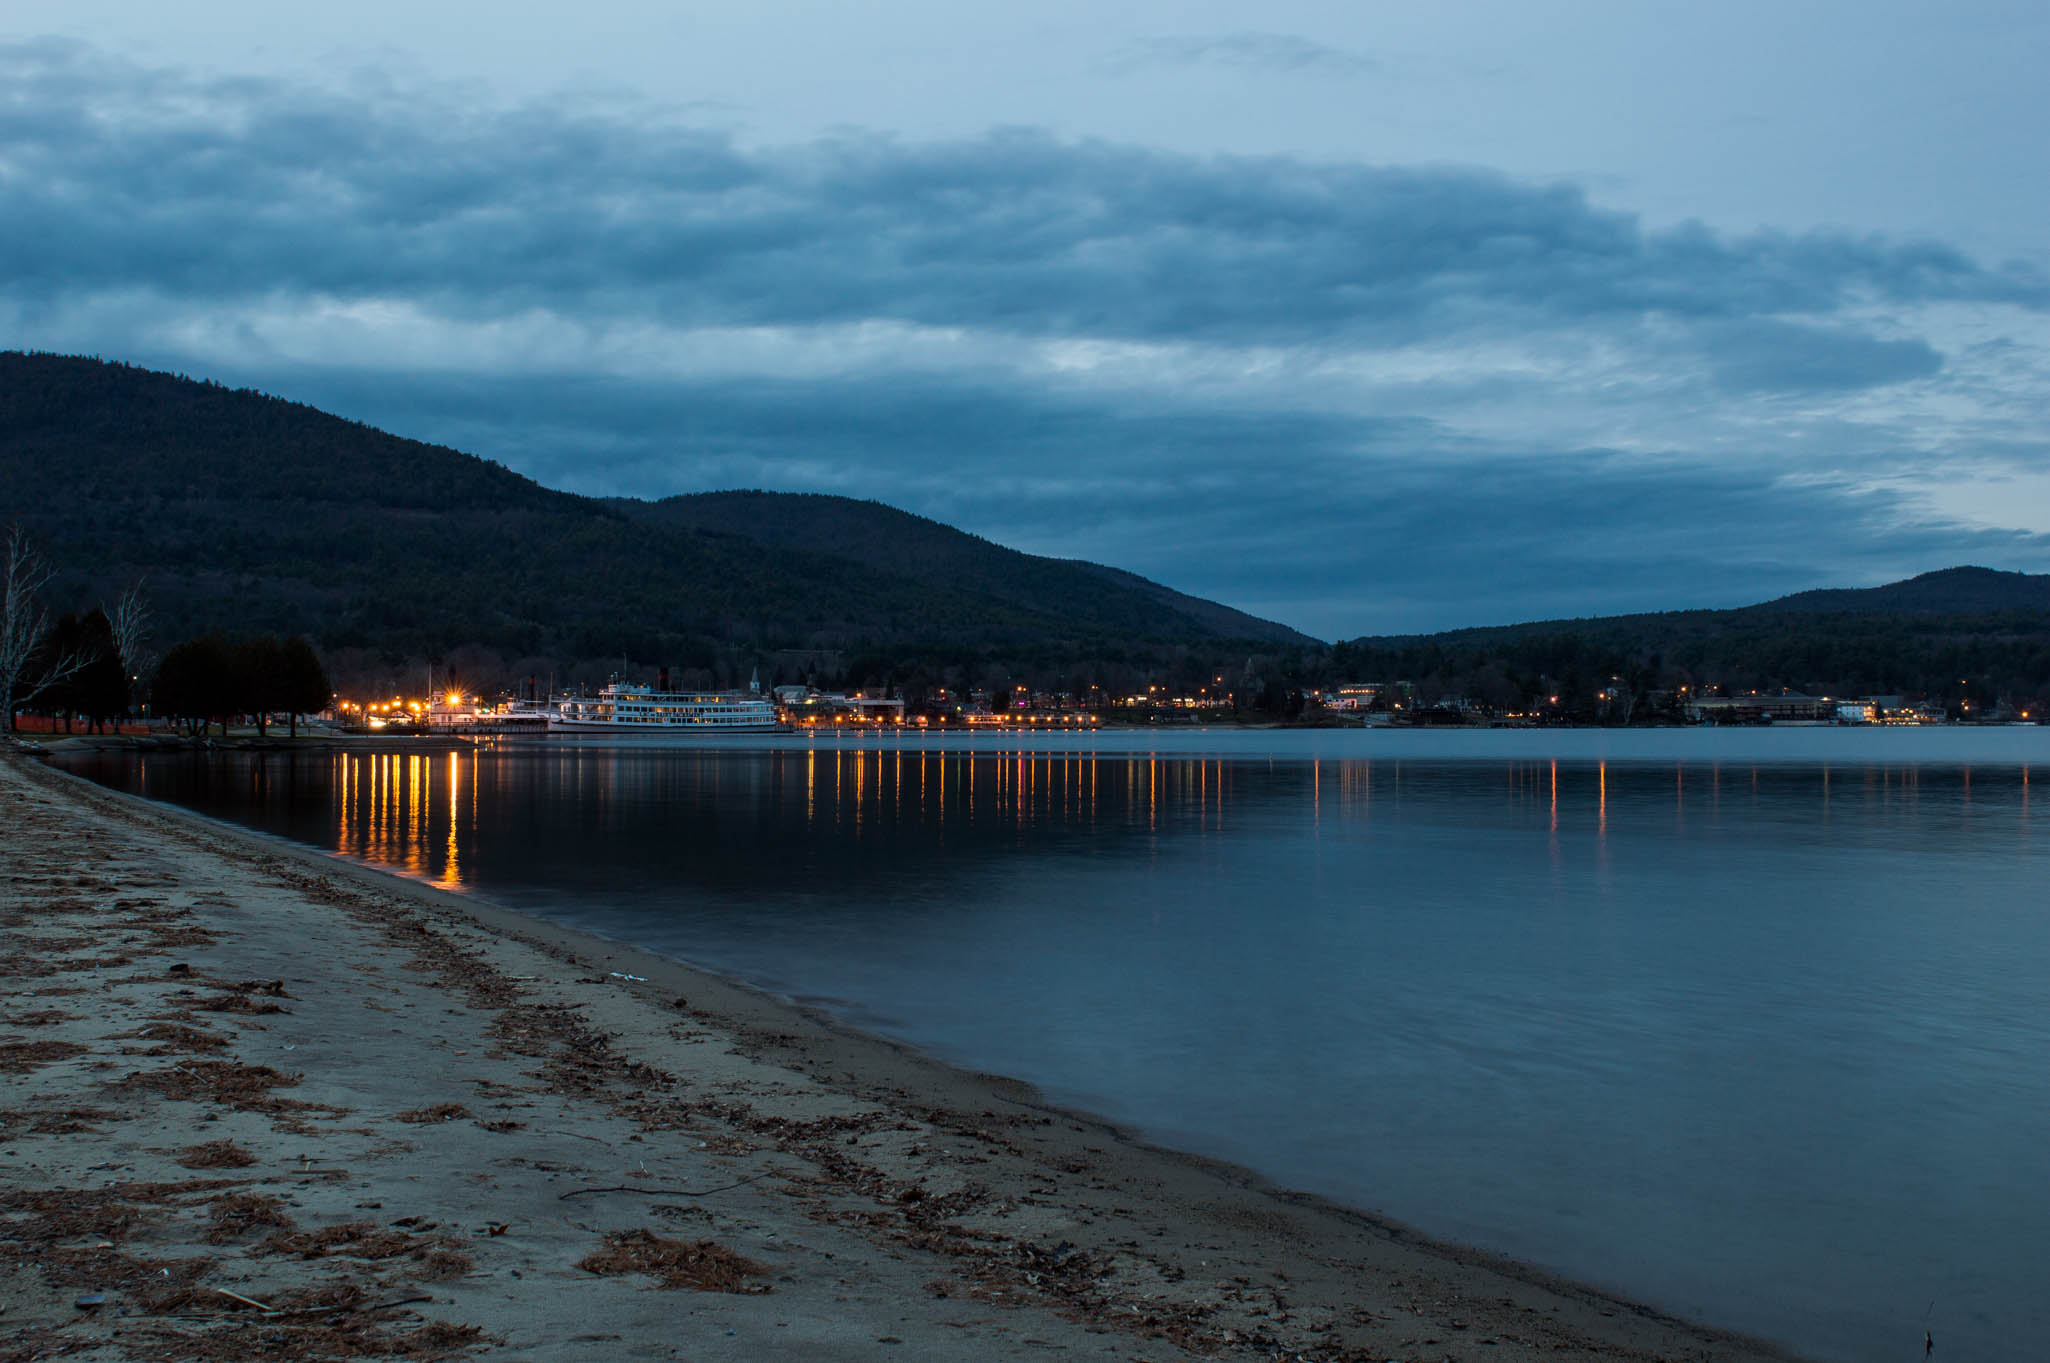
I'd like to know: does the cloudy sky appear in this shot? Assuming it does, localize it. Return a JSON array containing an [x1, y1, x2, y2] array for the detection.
[[6, 2, 2049, 638]]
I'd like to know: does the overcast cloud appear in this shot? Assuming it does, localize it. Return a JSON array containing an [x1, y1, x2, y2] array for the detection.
[[3, 37, 2048, 637], [1100, 32, 1381, 79]]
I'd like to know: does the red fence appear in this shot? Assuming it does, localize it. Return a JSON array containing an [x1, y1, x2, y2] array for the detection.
[[10, 715, 157, 735]]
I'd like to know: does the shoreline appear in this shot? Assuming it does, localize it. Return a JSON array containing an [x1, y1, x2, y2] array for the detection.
[[5, 747, 1807, 1361]]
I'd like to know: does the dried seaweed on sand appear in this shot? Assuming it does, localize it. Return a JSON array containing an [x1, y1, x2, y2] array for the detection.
[[0, 1037, 88, 1073], [576, 1228, 772, 1293], [203, 1192, 294, 1243], [394, 1103, 471, 1124], [177, 1139, 259, 1169]]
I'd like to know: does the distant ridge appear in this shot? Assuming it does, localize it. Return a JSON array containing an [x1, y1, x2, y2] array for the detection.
[[1334, 565, 2050, 708], [1754, 566, 2050, 615], [1346, 565, 2050, 650], [0, 352, 1308, 674]]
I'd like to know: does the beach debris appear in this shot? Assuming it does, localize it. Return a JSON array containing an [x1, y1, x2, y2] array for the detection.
[[260, 1219, 473, 1279], [126, 1021, 231, 1054], [0, 1007, 73, 1026], [213, 1286, 275, 1311], [1, 1175, 241, 1251], [72, 1293, 105, 1309], [396, 1103, 473, 1124], [576, 1228, 772, 1293], [418, 1247, 476, 1280], [0, 1039, 89, 1074], [608, 971, 647, 982], [127, 1059, 310, 1114], [195, 990, 288, 1015], [0, 1104, 120, 1138], [557, 1173, 768, 1201], [204, 1192, 294, 1243], [139, 1284, 486, 1357]]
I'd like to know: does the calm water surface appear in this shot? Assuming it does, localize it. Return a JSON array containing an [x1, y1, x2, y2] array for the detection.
[[58, 729, 2050, 1362]]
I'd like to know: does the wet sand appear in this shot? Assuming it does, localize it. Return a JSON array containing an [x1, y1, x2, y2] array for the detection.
[[1, 747, 1803, 1362]]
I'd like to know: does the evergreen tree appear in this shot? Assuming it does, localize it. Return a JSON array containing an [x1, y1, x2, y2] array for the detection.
[[152, 635, 233, 736], [40, 614, 85, 732], [232, 635, 290, 737], [278, 636, 331, 738], [72, 608, 127, 733]]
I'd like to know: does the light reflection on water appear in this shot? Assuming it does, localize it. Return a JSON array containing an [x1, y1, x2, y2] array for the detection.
[[63, 733, 2050, 1363]]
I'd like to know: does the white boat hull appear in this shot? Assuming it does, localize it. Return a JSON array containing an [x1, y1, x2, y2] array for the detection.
[[543, 681, 784, 734], [545, 717, 785, 733]]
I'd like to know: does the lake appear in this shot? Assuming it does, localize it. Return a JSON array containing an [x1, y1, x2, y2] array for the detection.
[[55, 727, 2050, 1361]]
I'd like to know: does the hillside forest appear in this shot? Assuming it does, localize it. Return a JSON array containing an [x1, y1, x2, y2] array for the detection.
[[2, 353, 2048, 722]]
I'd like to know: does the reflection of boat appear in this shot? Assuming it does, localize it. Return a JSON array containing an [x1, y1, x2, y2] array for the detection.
[[547, 680, 782, 733]]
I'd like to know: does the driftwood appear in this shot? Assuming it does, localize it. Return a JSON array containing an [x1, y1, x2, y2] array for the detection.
[[557, 1173, 767, 1201]]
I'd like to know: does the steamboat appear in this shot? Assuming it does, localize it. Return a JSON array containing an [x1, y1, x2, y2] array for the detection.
[[545, 678, 783, 733]]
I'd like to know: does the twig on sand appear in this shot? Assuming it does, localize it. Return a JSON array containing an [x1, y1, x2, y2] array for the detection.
[[151, 1292, 436, 1321], [213, 1287, 273, 1311], [558, 1174, 767, 1201]]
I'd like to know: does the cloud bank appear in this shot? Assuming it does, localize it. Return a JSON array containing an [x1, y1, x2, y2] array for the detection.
[[1100, 32, 1381, 78], [2, 40, 2046, 637]]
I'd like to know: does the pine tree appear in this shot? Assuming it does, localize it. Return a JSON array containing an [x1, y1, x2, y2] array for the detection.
[[279, 637, 331, 738]]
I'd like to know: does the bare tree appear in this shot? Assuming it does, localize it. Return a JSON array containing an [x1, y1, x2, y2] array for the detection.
[[109, 577, 152, 711], [0, 526, 86, 732], [110, 579, 150, 673]]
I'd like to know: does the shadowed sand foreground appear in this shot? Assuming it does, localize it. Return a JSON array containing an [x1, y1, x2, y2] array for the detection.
[[0, 748, 1802, 1362]]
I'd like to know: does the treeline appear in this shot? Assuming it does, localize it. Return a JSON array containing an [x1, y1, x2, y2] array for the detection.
[[1331, 603, 2050, 720], [26, 608, 132, 732], [1, 525, 149, 733], [154, 634, 331, 737], [317, 607, 2050, 726]]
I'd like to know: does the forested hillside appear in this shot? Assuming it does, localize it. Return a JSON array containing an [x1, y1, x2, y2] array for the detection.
[[0, 353, 1305, 687], [1332, 568, 2050, 714], [617, 491, 1307, 647], [8, 352, 2043, 712]]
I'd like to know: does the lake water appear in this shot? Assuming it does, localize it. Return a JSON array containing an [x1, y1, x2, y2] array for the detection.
[[55, 728, 2050, 1361]]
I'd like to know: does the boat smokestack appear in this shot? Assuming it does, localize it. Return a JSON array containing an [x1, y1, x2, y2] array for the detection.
[[659, 667, 670, 691]]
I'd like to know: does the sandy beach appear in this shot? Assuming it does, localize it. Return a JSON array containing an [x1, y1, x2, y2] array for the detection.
[[1, 745, 1799, 1363]]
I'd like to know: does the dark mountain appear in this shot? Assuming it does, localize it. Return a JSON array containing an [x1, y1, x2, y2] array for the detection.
[[1753, 566, 2050, 615], [613, 491, 1305, 647], [0, 352, 1306, 680], [1333, 568, 2050, 712]]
